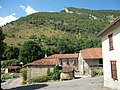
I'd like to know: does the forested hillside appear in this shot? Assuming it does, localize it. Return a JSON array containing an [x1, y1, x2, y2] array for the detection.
[[2, 7, 120, 54]]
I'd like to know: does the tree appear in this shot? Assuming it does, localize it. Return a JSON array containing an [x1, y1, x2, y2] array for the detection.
[[19, 41, 43, 64], [0, 27, 5, 58], [53, 65, 60, 80], [4, 46, 19, 60]]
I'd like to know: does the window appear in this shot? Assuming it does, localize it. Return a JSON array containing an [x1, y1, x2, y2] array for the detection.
[[108, 33, 114, 50], [110, 61, 117, 80], [99, 59, 103, 64]]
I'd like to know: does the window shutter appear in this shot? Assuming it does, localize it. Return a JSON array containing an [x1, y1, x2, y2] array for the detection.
[[60, 61, 63, 65], [111, 61, 117, 80], [66, 60, 69, 65], [108, 33, 114, 50], [72, 60, 76, 65]]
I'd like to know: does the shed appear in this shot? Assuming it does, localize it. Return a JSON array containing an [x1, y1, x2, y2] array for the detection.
[[60, 66, 74, 80], [5, 66, 21, 73]]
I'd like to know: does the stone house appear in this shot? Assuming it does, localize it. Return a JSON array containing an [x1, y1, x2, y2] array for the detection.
[[47, 53, 79, 70], [26, 58, 59, 80], [98, 17, 120, 90], [78, 48, 103, 76]]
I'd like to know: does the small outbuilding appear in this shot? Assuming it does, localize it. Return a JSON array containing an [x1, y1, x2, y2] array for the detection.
[[5, 66, 21, 73], [26, 58, 59, 80], [60, 66, 74, 80]]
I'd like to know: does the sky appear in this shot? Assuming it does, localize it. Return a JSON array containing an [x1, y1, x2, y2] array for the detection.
[[0, 0, 120, 26]]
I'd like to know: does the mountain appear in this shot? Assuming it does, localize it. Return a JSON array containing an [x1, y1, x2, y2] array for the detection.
[[1, 7, 120, 53]]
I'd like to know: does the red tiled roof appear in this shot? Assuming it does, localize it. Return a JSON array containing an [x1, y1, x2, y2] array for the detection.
[[26, 58, 59, 66], [62, 66, 74, 73], [80, 48, 102, 60], [47, 53, 78, 59], [7, 66, 21, 69]]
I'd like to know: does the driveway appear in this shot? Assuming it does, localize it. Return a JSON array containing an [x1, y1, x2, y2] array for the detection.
[[1, 76, 112, 90]]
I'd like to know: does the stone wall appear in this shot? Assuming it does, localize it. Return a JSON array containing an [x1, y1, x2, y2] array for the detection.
[[27, 65, 54, 80], [60, 72, 74, 80]]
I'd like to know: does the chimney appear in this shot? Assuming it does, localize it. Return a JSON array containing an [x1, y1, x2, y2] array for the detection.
[[44, 53, 47, 58]]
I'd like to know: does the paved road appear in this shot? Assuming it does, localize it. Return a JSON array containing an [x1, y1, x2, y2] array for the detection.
[[1, 77, 22, 90], [1, 76, 112, 90]]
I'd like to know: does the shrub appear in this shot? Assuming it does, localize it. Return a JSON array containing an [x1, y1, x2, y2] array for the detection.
[[47, 68, 51, 76], [91, 73, 98, 77], [12, 73, 21, 78], [1, 70, 5, 74], [31, 76, 49, 83], [91, 70, 104, 77], [20, 68, 27, 81], [52, 75, 58, 81], [2, 73, 11, 80], [53, 66, 60, 80], [98, 70, 104, 76]]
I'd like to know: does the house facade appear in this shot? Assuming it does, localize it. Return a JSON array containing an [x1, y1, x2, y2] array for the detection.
[[78, 48, 103, 76], [47, 54, 79, 69], [98, 17, 120, 90], [26, 58, 59, 80]]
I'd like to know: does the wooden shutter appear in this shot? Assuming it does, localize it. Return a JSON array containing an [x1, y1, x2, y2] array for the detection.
[[60, 60, 63, 65], [66, 60, 69, 65], [111, 61, 117, 80], [72, 60, 76, 65], [108, 33, 114, 50]]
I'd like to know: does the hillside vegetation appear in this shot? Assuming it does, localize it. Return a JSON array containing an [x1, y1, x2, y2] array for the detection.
[[2, 7, 120, 54]]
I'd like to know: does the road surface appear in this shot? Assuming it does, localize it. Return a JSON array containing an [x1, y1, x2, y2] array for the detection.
[[1, 76, 112, 90], [1, 77, 22, 90]]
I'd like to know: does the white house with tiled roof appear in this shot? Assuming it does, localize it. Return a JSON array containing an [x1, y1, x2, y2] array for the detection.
[[78, 48, 103, 76], [98, 17, 120, 90]]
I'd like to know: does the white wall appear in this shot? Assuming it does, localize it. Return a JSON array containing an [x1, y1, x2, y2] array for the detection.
[[102, 23, 120, 89]]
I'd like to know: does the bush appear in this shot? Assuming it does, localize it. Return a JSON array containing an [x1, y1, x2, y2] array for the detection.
[[1, 70, 5, 74], [52, 75, 58, 81], [31, 76, 49, 83], [2, 73, 11, 80], [98, 70, 104, 76], [20, 68, 27, 81], [91, 73, 98, 77], [53, 66, 60, 80], [91, 70, 103, 77], [47, 68, 51, 76], [12, 73, 21, 78]]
